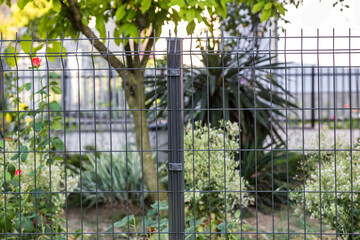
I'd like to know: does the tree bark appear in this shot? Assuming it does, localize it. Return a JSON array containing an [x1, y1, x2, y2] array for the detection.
[[62, 0, 167, 202]]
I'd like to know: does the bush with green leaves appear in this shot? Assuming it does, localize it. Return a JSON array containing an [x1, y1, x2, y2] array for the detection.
[[184, 121, 252, 224], [77, 144, 147, 208], [0, 56, 78, 237], [291, 131, 360, 238], [0, 139, 78, 236]]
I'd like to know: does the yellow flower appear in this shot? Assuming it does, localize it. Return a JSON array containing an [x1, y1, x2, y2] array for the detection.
[[19, 103, 27, 111], [5, 114, 12, 123]]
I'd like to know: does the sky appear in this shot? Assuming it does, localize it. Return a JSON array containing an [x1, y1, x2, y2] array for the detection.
[[277, 0, 360, 65], [156, 0, 360, 66]]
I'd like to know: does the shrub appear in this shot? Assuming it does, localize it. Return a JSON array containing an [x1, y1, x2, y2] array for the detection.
[[291, 131, 360, 238], [184, 121, 252, 223], [0, 139, 78, 236], [77, 144, 147, 208]]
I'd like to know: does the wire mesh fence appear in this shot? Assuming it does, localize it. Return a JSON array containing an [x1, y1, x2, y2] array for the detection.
[[0, 30, 359, 239]]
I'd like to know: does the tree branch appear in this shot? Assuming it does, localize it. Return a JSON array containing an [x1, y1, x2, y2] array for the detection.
[[140, 31, 155, 69], [62, 0, 129, 80]]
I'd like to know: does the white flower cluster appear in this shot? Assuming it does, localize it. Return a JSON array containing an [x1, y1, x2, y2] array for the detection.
[[183, 121, 252, 218], [0, 140, 79, 215], [291, 131, 360, 237]]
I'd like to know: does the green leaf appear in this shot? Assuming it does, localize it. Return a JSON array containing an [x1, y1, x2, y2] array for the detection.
[[264, 2, 272, 10], [19, 82, 31, 93], [186, 8, 195, 22], [235, 209, 240, 218], [51, 120, 63, 130], [53, 137, 64, 150], [96, 14, 106, 39], [52, 0, 62, 13], [47, 42, 66, 62], [115, 4, 127, 22], [20, 146, 28, 152], [5, 172, 11, 181], [252, 1, 265, 13], [7, 164, 16, 178], [186, 20, 195, 35], [20, 34, 32, 54], [260, 8, 272, 22], [49, 72, 60, 79], [0, 140, 4, 149], [10, 176, 19, 187], [107, 215, 134, 231], [4, 45, 18, 67], [23, 219, 34, 232], [141, 0, 151, 13], [113, 27, 121, 46], [168, 0, 185, 7], [119, 23, 139, 39], [21, 153, 28, 162], [34, 122, 44, 132], [17, 0, 30, 10], [49, 101, 61, 111], [51, 86, 62, 94], [25, 82, 31, 90], [11, 153, 19, 160]]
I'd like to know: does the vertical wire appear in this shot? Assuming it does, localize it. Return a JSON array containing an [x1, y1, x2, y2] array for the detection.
[[236, 33, 244, 240], [14, 33, 23, 236], [220, 30, 228, 239], [342, 67, 345, 128], [268, 29, 275, 240], [251, 30, 259, 240], [0, 32, 8, 240], [137, 32, 146, 239], [300, 29, 307, 239], [190, 31, 197, 240], [74, 32, 84, 239], [44, 33, 54, 239], [29, 34, 39, 239], [284, 29, 290, 240], [316, 29, 323, 240], [332, 28, 339, 240], [106, 31, 115, 240], [121, 32, 130, 240], [205, 31, 212, 239], [328, 67, 331, 127], [89, 33, 99, 239], [152, 30, 161, 240], [356, 68, 360, 131], [59, 34, 69, 240], [348, 28, 354, 239]]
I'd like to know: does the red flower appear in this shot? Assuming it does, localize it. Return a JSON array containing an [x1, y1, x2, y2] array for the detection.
[[32, 57, 42, 68], [15, 169, 23, 176], [144, 225, 156, 239]]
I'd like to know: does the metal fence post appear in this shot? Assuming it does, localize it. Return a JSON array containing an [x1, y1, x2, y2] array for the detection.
[[167, 37, 185, 240], [311, 66, 315, 128]]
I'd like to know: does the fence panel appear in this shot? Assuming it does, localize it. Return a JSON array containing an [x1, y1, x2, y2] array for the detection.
[[0, 32, 359, 239]]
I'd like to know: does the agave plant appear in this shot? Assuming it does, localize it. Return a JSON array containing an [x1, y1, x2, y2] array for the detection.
[[145, 37, 299, 205]]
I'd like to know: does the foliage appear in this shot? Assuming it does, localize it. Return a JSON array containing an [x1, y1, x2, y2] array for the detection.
[[0, 0, 307, 202], [108, 200, 246, 240], [291, 130, 360, 239], [183, 121, 252, 223], [0, 52, 78, 236], [146, 34, 299, 206], [76, 144, 147, 208], [0, 139, 78, 236], [0, 58, 78, 237]]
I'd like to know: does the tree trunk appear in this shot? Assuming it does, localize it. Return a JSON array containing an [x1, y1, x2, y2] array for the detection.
[[125, 73, 167, 202], [62, 0, 167, 201]]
